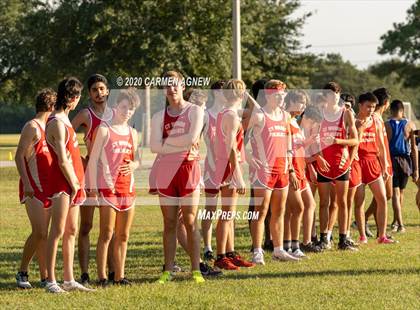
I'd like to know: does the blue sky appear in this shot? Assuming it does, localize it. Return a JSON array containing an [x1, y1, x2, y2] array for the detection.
[[293, 0, 415, 68]]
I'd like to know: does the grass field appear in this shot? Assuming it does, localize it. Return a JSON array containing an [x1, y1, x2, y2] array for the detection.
[[0, 136, 419, 309]]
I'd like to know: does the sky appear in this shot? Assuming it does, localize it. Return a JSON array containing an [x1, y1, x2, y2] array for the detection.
[[293, 0, 415, 69]]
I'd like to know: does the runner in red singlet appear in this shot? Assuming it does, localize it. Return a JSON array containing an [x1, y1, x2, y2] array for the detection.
[[314, 82, 359, 251], [150, 71, 205, 284], [213, 79, 254, 270], [15, 89, 56, 289], [44, 77, 91, 293], [353, 92, 394, 244], [246, 80, 296, 264], [71, 73, 114, 284], [88, 89, 140, 285]]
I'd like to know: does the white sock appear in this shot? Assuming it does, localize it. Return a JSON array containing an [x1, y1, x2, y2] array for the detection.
[[327, 230, 332, 241], [346, 230, 351, 238], [204, 246, 213, 253], [274, 246, 284, 254], [63, 280, 75, 285], [254, 247, 263, 254]]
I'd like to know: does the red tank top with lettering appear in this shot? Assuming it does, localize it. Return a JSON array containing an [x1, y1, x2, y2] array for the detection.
[[250, 109, 289, 174], [358, 117, 378, 160], [316, 108, 350, 178], [98, 125, 135, 194], [204, 110, 217, 179], [290, 118, 306, 179]]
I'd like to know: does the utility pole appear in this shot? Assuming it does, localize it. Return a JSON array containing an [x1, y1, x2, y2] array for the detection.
[[232, 0, 241, 79]]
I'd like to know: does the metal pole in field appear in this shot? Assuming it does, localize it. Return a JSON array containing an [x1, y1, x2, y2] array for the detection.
[[232, 0, 241, 79]]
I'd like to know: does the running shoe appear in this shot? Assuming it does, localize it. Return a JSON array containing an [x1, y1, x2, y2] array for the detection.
[[252, 251, 265, 265], [80, 272, 90, 285], [62, 280, 95, 292], [397, 225, 406, 233], [359, 236, 368, 244], [291, 248, 308, 259], [97, 278, 109, 287], [200, 262, 222, 277], [317, 240, 330, 250], [365, 223, 374, 238], [45, 282, 67, 294], [203, 250, 215, 263], [157, 271, 173, 284], [337, 240, 358, 251], [229, 253, 255, 268], [162, 262, 183, 273], [113, 278, 131, 286], [377, 236, 397, 244], [272, 250, 300, 262], [16, 271, 32, 289], [391, 223, 398, 232], [192, 270, 205, 284], [214, 257, 239, 270], [346, 238, 359, 247], [40, 278, 48, 288], [300, 242, 323, 253], [108, 271, 115, 282]]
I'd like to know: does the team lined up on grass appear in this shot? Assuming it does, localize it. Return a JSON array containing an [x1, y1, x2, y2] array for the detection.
[[14, 71, 419, 292]]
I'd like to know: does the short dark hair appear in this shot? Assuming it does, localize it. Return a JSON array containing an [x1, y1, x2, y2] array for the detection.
[[251, 79, 267, 99], [284, 90, 309, 110], [323, 82, 341, 93], [56, 77, 83, 110], [36, 88, 56, 113], [206, 80, 225, 108], [340, 93, 355, 107], [390, 99, 404, 113], [358, 92, 378, 105], [87, 74, 108, 90], [372, 87, 390, 108], [303, 105, 322, 122]]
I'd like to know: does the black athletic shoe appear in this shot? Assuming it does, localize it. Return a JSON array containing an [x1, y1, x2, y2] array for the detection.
[[203, 250, 215, 263], [108, 272, 115, 282], [365, 223, 374, 237], [301, 242, 323, 253], [80, 272, 90, 285], [97, 278, 109, 287], [338, 239, 358, 251], [16, 271, 32, 289], [317, 240, 330, 250], [263, 240, 274, 251], [311, 236, 318, 244], [200, 262, 222, 277], [114, 278, 131, 286]]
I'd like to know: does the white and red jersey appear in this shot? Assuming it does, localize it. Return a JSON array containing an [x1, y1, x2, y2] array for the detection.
[[358, 117, 378, 160], [84, 107, 113, 153], [290, 117, 306, 180], [250, 109, 289, 174], [19, 119, 53, 208], [98, 125, 135, 193], [316, 107, 350, 179], [46, 115, 86, 205], [203, 109, 217, 182], [161, 103, 199, 163]]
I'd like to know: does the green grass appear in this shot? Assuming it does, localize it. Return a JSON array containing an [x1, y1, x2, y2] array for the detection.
[[0, 139, 420, 309]]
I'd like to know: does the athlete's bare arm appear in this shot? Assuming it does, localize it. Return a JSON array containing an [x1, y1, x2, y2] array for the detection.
[[224, 110, 245, 194], [164, 105, 204, 148], [375, 117, 389, 178], [150, 110, 191, 154], [244, 110, 264, 169], [15, 122, 38, 197], [71, 108, 90, 133], [86, 125, 108, 192], [409, 121, 418, 182], [48, 120, 80, 202], [119, 129, 141, 176]]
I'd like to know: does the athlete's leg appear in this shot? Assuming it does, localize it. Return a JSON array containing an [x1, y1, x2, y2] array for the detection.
[[62, 204, 80, 282], [113, 207, 135, 281], [19, 199, 50, 280], [160, 196, 179, 272], [334, 180, 350, 236], [317, 182, 331, 235], [202, 192, 218, 251], [354, 185, 366, 238], [96, 206, 116, 280], [288, 188, 304, 247], [269, 188, 288, 248], [46, 194, 70, 283], [327, 187, 338, 239], [180, 189, 201, 271], [216, 186, 237, 255], [78, 205, 95, 275], [250, 188, 272, 249], [370, 178, 388, 238], [301, 186, 316, 245]]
